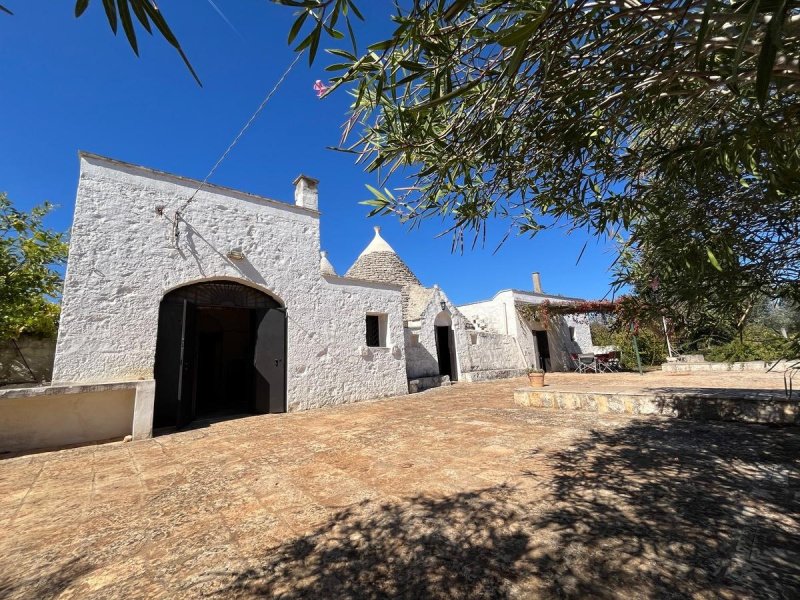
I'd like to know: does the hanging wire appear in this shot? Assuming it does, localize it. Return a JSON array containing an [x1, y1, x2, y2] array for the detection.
[[172, 51, 304, 245]]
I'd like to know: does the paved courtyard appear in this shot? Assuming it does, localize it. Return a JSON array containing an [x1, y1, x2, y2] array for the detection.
[[1, 374, 799, 598]]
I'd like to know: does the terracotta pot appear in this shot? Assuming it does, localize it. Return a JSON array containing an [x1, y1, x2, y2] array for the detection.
[[527, 372, 545, 387]]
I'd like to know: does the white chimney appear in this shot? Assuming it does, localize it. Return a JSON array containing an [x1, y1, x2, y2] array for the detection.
[[532, 272, 543, 293], [293, 174, 319, 211]]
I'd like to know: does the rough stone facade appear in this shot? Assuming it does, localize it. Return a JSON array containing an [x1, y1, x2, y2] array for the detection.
[[404, 286, 473, 380], [53, 153, 408, 410], [53, 152, 596, 433], [458, 290, 594, 372]]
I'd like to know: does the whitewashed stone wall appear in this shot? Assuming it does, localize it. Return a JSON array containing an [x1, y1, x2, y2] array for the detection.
[[404, 328, 439, 379], [458, 290, 593, 372], [464, 332, 525, 373], [458, 300, 510, 334], [405, 287, 471, 380], [53, 154, 407, 410]]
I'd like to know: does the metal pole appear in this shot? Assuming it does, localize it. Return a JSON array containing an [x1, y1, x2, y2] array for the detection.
[[662, 316, 674, 358], [631, 324, 644, 375]]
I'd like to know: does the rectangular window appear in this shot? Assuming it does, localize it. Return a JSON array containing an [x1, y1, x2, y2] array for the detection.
[[366, 313, 388, 347], [569, 326, 575, 341]]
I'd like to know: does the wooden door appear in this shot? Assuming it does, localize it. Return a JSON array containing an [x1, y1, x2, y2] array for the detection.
[[253, 307, 287, 414], [153, 299, 197, 428], [176, 300, 197, 427]]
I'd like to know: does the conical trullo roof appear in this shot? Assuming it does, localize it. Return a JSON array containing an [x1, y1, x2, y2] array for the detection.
[[346, 227, 428, 321], [320, 250, 337, 276], [345, 227, 422, 288]]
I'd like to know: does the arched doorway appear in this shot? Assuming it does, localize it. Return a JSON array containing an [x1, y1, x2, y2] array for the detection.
[[153, 280, 286, 429], [433, 311, 458, 382]]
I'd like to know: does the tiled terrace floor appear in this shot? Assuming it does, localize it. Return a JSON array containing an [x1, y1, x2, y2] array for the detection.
[[1, 374, 799, 598]]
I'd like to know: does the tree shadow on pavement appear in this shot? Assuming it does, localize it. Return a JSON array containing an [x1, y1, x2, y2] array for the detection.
[[532, 418, 800, 598], [214, 418, 800, 599], [216, 485, 530, 599]]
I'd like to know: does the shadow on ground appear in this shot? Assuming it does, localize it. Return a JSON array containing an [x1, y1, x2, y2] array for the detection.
[[212, 419, 800, 599], [214, 485, 529, 598]]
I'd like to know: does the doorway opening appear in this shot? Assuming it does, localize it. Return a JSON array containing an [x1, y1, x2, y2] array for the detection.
[[434, 311, 458, 382], [153, 281, 286, 429], [535, 330, 551, 372]]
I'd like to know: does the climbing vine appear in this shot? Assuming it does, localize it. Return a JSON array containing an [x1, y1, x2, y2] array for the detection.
[[515, 297, 642, 330]]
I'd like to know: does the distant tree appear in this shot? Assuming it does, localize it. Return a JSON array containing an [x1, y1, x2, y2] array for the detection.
[[751, 296, 800, 338], [0, 194, 68, 340]]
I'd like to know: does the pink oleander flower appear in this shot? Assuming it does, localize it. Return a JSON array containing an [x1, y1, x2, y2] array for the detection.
[[313, 80, 330, 98]]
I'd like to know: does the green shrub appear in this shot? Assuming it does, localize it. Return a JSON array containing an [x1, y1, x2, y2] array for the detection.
[[703, 325, 793, 362], [590, 322, 668, 370]]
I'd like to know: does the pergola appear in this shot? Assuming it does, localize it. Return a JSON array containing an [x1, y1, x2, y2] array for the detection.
[[515, 296, 647, 374]]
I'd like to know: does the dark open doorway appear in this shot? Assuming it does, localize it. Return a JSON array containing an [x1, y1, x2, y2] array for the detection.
[[153, 281, 286, 429], [535, 330, 551, 372], [435, 325, 455, 381]]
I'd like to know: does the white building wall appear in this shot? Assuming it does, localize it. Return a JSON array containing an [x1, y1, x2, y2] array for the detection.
[[53, 154, 407, 411], [406, 287, 471, 381], [404, 328, 439, 379], [457, 299, 510, 334], [512, 292, 593, 371], [464, 332, 525, 372], [458, 290, 593, 372]]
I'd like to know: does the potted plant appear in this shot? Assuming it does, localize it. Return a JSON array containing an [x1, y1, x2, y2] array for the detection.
[[527, 367, 545, 387]]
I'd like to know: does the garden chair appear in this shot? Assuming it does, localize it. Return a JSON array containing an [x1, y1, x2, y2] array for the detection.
[[576, 353, 598, 373]]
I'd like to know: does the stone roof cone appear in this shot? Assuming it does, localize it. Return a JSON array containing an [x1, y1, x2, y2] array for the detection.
[[320, 250, 337, 276], [345, 226, 422, 288]]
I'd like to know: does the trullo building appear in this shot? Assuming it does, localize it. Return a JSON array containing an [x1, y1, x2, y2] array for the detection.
[[43, 152, 593, 443]]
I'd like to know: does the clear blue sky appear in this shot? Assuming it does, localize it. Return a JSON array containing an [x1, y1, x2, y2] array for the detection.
[[0, 1, 620, 304]]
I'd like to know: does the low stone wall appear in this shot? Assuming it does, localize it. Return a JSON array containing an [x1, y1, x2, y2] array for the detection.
[[514, 387, 798, 424], [461, 368, 528, 383], [0, 337, 57, 385], [0, 380, 155, 454], [662, 359, 800, 373]]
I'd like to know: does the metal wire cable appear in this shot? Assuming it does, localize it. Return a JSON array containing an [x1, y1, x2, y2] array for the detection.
[[172, 51, 304, 243]]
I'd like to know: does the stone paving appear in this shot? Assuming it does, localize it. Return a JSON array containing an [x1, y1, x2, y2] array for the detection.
[[1, 374, 799, 599]]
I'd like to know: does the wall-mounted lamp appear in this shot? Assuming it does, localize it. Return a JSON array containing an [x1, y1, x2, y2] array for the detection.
[[440, 301, 447, 311], [227, 247, 245, 261]]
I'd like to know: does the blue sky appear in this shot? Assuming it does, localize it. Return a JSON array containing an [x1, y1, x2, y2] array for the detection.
[[0, 1, 620, 304]]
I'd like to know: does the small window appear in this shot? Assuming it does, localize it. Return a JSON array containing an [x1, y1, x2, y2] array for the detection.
[[409, 333, 420, 346], [568, 326, 575, 341], [366, 313, 388, 347], [469, 332, 478, 345]]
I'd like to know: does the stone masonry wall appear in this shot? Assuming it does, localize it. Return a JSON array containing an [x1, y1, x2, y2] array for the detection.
[[53, 154, 408, 410], [463, 331, 526, 373], [458, 300, 509, 334], [406, 287, 471, 381], [0, 337, 56, 385]]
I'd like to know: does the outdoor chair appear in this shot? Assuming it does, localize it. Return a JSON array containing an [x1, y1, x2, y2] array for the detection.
[[595, 353, 616, 373], [576, 353, 598, 373]]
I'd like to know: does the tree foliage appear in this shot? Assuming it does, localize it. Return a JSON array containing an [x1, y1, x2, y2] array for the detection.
[[275, 0, 800, 305], [0, 1, 200, 84], [0, 194, 68, 340]]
